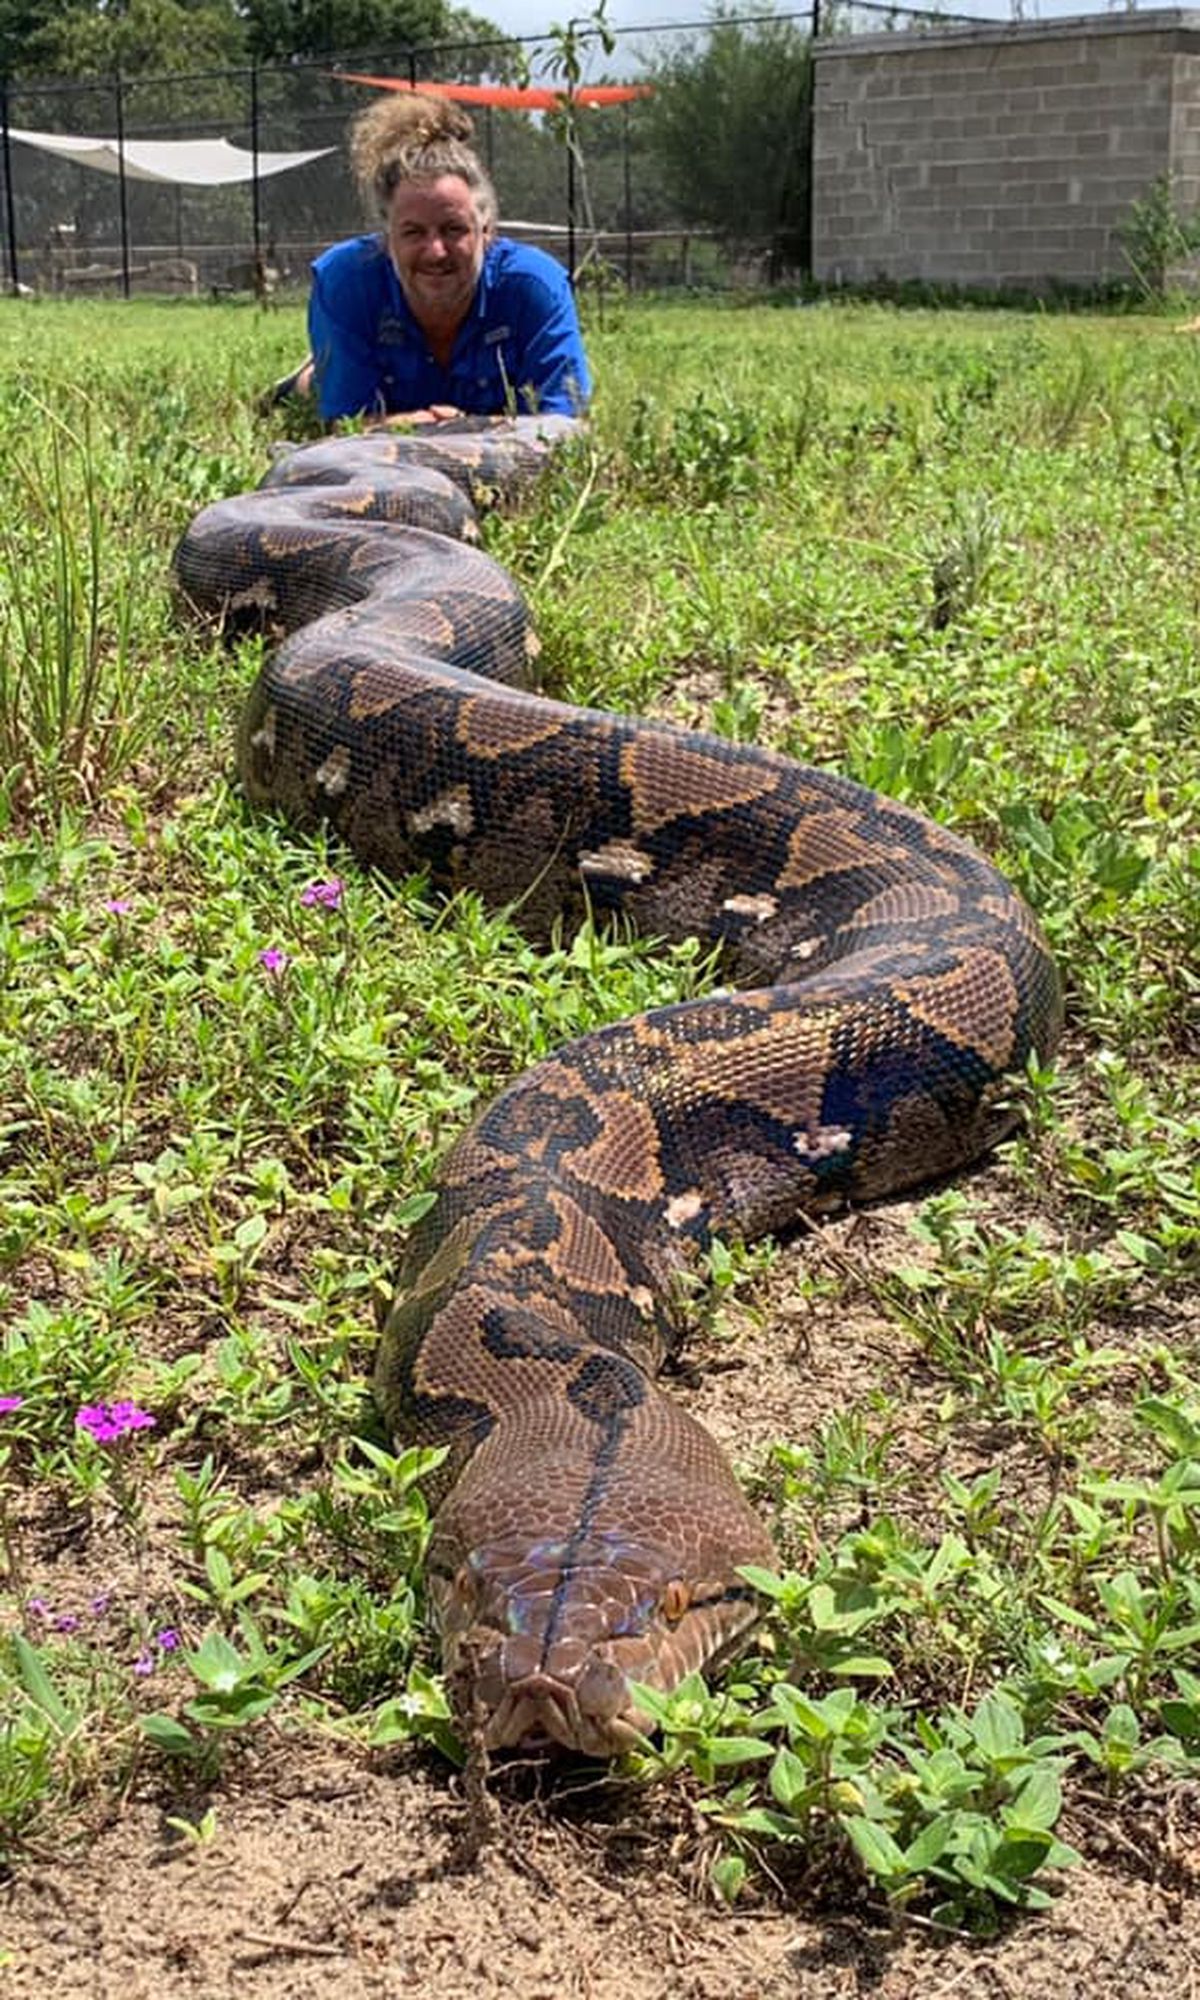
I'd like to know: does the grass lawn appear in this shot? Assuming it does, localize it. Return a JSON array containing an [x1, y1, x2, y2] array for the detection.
[[0, 292, 1197, 1982]]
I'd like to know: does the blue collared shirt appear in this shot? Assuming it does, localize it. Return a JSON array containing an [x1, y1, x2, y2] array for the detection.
[[308, 233, 591, 423]]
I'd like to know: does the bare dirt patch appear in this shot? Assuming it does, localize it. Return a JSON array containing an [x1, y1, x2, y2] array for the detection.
[[5, 1736, 1199, 1999]]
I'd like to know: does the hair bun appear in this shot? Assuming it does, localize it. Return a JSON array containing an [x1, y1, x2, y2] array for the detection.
[[349, 88, 495, 221], [393, 91, 474, 146]]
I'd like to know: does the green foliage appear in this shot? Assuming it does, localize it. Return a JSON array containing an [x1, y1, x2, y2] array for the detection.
[[0, 1630, 140, 1861], [643, 14, 812, 266], [0, 297, 1198, 1930], [0, 409, 159, 812], [23, 0, 245, 80], [141, 1618, 329, 1765], [624, 389, 762, 507], [0, 0, 53, 73], [8, 0, 515, 77], [632, 1673, 1081, 1931], [242, 0, 466, 64], [1117, 174, 1200, 299]]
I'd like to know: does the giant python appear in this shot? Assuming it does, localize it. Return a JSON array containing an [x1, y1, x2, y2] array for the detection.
[[176, 413, 1062, 1758]]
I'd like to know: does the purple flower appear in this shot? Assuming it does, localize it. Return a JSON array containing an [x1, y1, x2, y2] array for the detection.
[[75, 1401, 157, 1444], [75, 1404, 114, 1441], [26, 1597, 50, 1620], [132, 1649, 155, 1677], [103, 898, 133, 916], [110, 1400, 155, 1432], [0, 1395, 23, 1414], [300, 877, 345, 911], [258, 946, 289, 976], [54, 1613, 80, 1634], [157, 1628, 181, 1652], [90, 1593, 111, 1617]]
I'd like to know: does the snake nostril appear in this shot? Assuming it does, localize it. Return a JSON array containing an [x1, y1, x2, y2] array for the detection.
[[575, 1655, 629, 1720]]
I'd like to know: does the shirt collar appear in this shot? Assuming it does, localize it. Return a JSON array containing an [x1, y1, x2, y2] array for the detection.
[[470, 238, 499, 322]]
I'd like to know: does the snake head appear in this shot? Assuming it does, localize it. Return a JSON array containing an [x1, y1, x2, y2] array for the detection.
[[431, 1530, 765, 1757], [426, 1399, 774, 1758]]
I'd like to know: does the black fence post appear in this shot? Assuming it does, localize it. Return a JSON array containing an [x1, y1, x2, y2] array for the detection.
[[566, 79, 576, 288], [0, 78, 19, 296], [623, 97, 633, 289], [250, 62, 261, 254], [805, 0, 821, 279], [114, 69, 131, 298]]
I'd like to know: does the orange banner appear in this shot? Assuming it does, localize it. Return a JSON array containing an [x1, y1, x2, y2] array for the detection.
[[331, 74, 652, 111]]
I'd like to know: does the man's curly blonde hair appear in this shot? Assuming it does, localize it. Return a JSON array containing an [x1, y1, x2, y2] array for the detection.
[[350, 92, 498, 229]]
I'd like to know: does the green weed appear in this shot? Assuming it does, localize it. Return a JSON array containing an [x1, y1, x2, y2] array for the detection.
[[0, 298, 1196, 1926]]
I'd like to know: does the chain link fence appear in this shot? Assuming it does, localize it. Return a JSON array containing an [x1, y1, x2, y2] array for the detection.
[[0, 5, 994, 300]]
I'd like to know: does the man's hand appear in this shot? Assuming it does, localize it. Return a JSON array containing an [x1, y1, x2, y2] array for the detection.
[[371, 405, 464, 429]]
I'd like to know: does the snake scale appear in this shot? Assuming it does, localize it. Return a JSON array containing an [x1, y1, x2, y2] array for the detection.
[[175, 414, 1062, 1757]]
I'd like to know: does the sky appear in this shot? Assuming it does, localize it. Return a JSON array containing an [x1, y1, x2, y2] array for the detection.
[[474, 0, 1118, 60], [476, 0, 733, 52]]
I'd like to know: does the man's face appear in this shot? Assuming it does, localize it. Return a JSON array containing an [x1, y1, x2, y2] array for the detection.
[[387, 173, 488, 326]]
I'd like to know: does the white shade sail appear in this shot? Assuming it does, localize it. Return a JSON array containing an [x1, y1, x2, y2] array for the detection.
[[8, 127, 334, 186]]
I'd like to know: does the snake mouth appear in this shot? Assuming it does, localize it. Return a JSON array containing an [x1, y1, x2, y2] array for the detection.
[[445, 1610, 664, 1759], [481, 1669, 647, 1759], [446, 1583, 764, 1759]]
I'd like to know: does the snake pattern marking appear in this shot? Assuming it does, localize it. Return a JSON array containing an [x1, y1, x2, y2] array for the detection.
[[175, 414, 1062, 1757]]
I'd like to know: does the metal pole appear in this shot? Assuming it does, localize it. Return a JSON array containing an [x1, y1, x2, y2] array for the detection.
[[622, 97, 633, 290], [0, 78, 19, 296], [250, 63, 261, 255], [566, 82, 576, 287], [804, 0, 820, 279], [114, 69, 131, 298]]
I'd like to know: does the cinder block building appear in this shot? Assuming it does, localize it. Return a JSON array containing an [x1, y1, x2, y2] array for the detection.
[[811, 7, 1200, 289]]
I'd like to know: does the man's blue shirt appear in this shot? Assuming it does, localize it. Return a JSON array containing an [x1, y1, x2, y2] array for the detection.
[[309, 234, 591, 422]]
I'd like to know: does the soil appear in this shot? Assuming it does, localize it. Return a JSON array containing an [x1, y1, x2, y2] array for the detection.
[[5, 1747, 1200, 2000]]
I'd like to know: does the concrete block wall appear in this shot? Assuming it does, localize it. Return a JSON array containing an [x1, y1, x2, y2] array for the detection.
[[812, 9, 1200, 289]]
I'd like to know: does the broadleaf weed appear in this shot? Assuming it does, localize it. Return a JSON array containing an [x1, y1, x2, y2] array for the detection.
[[0, 298, 1197, 1931]]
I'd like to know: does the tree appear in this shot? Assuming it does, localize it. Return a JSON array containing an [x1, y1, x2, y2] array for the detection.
[[19, 0, 246, 82], [445, 7, 522, 82], [7, 0, 515, 83], [642, 10, 811, 273], [240, 0, 504, 66], [0, 0, 59, 79]]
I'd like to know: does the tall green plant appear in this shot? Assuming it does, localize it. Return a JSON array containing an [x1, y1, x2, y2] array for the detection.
[[0, 406, 155, 815], [1118, 174, 1200, 299]]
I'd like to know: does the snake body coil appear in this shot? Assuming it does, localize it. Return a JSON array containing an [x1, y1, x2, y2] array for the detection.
[[176, 416, 1061, 1756]]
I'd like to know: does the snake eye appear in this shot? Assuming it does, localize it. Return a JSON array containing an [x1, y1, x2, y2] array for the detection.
[[661, 1579, 691, 1624]]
